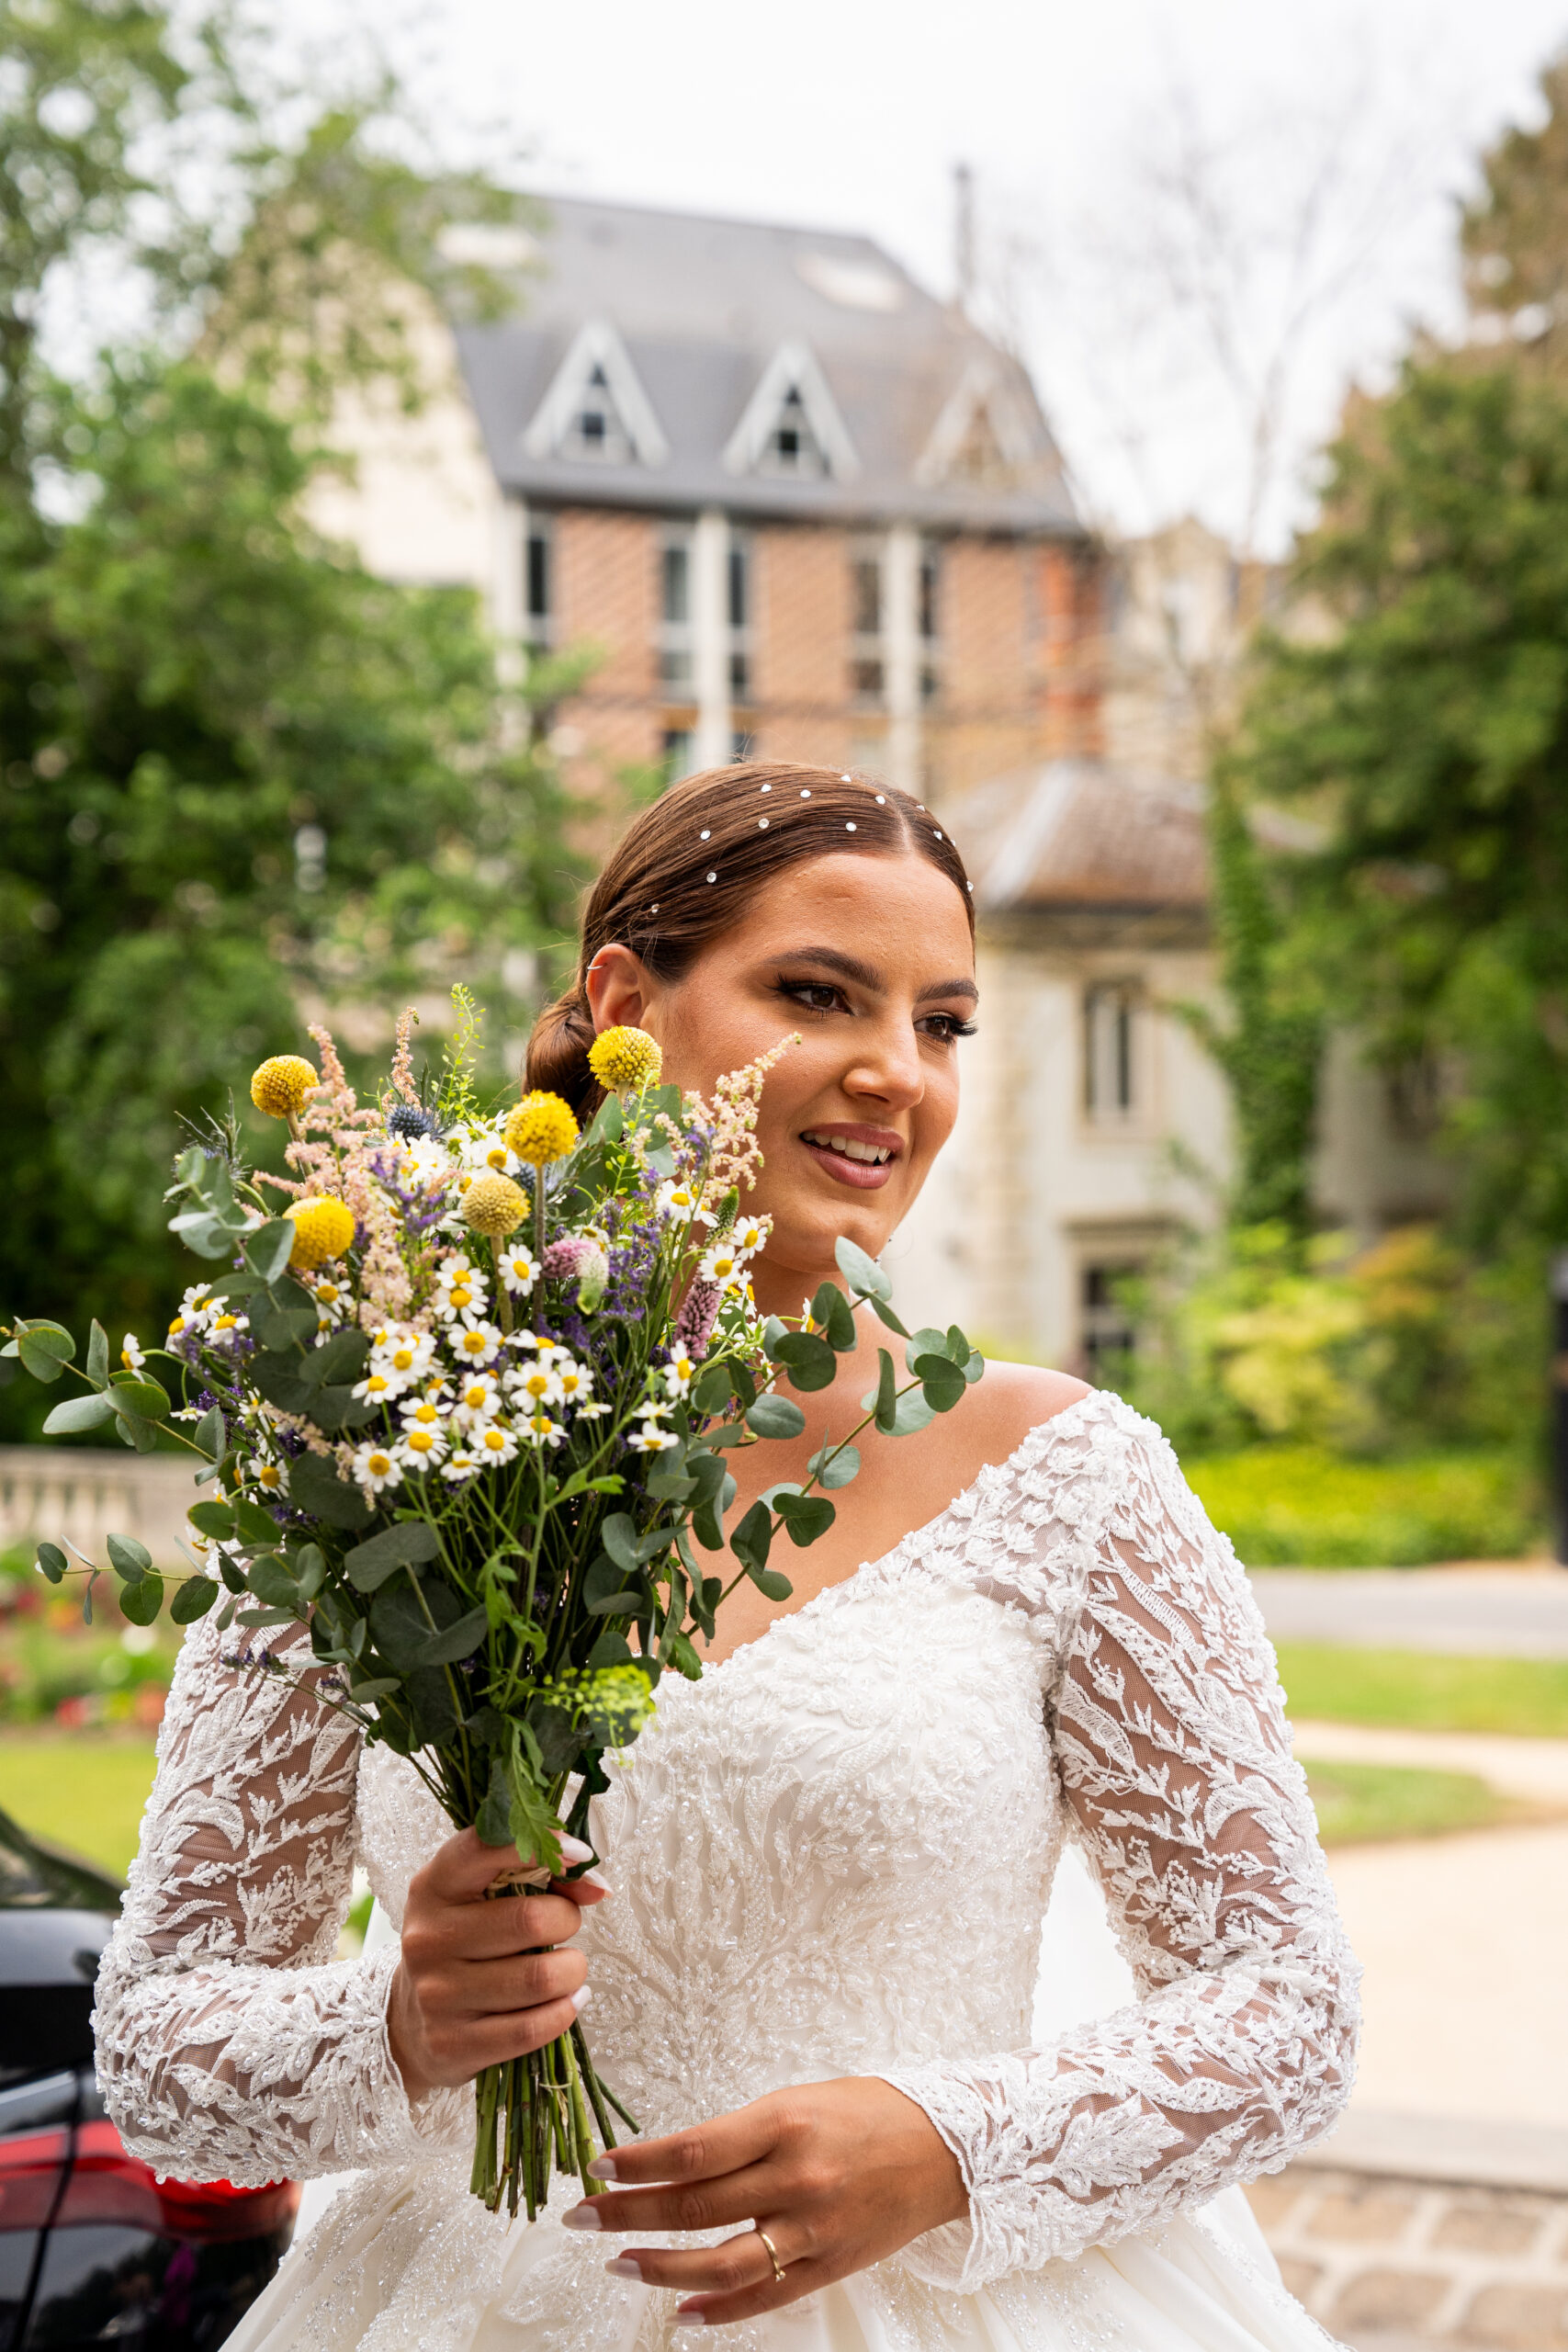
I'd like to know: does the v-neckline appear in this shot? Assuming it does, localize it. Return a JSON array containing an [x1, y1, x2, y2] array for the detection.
[[690, 1388, 1107, 1685]]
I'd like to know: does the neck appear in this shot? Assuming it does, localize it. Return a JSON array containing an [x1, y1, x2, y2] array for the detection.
[[748, 1250, 842, 1325]]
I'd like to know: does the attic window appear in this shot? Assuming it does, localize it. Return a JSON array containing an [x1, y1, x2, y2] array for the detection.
[[565, 362, 630, 461], [763, 385, 829, 479], [949, 399, 1010, 486]]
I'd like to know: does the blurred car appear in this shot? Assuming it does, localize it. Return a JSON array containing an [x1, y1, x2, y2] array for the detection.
[[0, 1809, 298, 2352]]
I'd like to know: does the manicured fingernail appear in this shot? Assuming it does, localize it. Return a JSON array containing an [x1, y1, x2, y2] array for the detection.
[[562, 2203, 601, 2231], [604, 2256, 641, 2279], [570, 1983, 592, 2013], [559, 1834, 594, 1864], [672, 2310, 712, 2326], [581, 1867, 614, 1892], [587, 2152, 617, 2180]]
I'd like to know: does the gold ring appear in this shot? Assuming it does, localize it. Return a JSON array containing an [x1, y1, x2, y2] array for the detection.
[[756, 2228, 786, 2284]]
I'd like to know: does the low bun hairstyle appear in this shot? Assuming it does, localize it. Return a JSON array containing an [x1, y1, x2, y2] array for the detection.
[[525, 762, 974, 1119]]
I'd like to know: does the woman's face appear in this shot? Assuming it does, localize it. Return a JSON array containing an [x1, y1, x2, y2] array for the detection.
[[586, 851, 977, 1314]]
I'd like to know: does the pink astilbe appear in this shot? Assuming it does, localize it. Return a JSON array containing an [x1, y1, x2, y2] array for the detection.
[[389, 1006, 420, 1107], [685, 1032, 798, 1209]]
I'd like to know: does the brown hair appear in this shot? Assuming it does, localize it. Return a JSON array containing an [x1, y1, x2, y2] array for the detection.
[[526, 762, 974, 1117]]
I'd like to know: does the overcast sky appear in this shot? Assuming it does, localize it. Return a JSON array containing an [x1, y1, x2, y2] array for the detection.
[[277, 0, 1568, 544]]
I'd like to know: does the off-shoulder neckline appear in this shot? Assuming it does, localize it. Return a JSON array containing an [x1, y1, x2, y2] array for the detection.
[[689, 1385, 1128, 1686]]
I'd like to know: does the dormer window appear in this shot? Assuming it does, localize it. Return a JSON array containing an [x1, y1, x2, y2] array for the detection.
[[523, 321, 670, 471], [723, 340, 859, 484]]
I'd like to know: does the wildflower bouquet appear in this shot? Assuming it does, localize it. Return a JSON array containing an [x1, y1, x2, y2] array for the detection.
[[3, 1000, 983, 2222]]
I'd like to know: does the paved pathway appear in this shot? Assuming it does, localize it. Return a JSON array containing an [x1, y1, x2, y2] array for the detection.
[[1250, 1566, 1568, 1657], [1291, 1720, 1568, 1805]]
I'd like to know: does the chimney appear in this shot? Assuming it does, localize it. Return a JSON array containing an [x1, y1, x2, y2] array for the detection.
[[953, 161, 976, 314]]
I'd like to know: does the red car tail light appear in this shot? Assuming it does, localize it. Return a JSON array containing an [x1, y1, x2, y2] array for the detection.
[[58, 2119, 300, 2243], [0, 2126, 71, 2232]]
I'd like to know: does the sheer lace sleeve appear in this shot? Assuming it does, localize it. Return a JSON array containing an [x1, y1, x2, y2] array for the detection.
[[94, 1610, 468, 2185], [880, 1394, 1360, 2291]]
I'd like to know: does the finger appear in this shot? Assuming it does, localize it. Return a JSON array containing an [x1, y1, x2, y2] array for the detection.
[[454, 1988, 592, 2073], [583, 2104, 777, 2189], [554, 1868, 612, 1909], [674, 2253, 838, 2332], [604, 2223, 797, 2295], [568, 2157, 780, 2239], [412, 1889, 588, 1962], [447, 1947, 586, 2018], [421, 1826, 593, 1902]]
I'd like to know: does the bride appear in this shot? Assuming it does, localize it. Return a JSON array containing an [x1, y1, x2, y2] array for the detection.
[[96, 762, 1359, 2352]]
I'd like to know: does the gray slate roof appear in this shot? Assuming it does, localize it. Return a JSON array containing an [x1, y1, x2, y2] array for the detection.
[[452, 193, 1082, 537]]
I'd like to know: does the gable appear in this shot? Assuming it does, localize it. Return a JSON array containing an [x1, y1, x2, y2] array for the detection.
[[721, 339, 860, 482], [522, 318, 670, 468], [916, 356, 1041, 490]]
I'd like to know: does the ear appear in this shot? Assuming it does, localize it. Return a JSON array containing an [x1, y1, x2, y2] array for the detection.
[[585, 944, 657, 1035]]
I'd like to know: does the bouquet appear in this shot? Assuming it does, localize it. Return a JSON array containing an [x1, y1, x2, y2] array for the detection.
[[3, 996, 984, 2221]]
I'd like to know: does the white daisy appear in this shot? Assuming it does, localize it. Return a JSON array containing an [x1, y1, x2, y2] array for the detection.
[[453, 1319, 503, 1368], [662, 1350, 698, 1399], [627, 1419, 681, 1454], [555, 1357, 593, 1408], [699, 1242, 748, 1290], [731, 1215, 771, 1254], [251, 1459, 285, 1495], [498, 1244, 540, 1295], [119, 1333, 145, 1373], [521, 1410, 564, 1449], [475, 1420, 520, 1466], [372, 1329, 435, 1388], [351, 1368, 403, 1407], [451, 1373, 503, 1430], [655, 1178, 716, 1225], [398, 1423, 447, 1471], [442, 1447, 480, 1484], [351, 1442, 403, 1496], [507, 1359, 563, 1411]]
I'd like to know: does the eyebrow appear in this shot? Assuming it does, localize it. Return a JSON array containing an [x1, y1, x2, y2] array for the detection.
[[772, 945, 979, 1006]]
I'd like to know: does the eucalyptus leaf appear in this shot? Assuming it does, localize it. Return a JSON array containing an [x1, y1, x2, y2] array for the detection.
[[249, 1356, 312, 1414], [302, 1327, 371, 1388], [171, 1576, 220, 1623], [411, 1606, 488, 1668], [834, 1236, 892, 1302], [86, 1321, 109, 1389], [118, 1572, 164, 1625], [729, 1499, 773, 1575], [35, 1543, 66, 1585], [233, 1495, 284, 1547], [913, 1352, 968, 1411], [107, 1377, 170, 1422], [772, 1331, 837, 1393], [107, 1533, 152, 1582], [745, 1393, 806, 1441], [890, 1388, 936, 1436], [344, 1520, 440, 1590], [774, 1490, 835, 1546], [187, 1501, 237, 1540], [748, 1564, 793, 1601], [244, 1219, 297, 1284], [192, 1403, 226, 1461], [807, 1441, 861, 1490], [247, 1555, 300, 1609], [288, 1452, 371, 1529], [42, 1393, 117, 1435]]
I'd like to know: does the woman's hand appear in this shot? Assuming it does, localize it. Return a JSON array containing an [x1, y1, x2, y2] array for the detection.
[[560, 2078, 966, 2325], [389, 1827, 609, 2105]]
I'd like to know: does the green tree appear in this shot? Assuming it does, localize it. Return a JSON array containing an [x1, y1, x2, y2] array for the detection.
[[0, 2, 584, 1435], [1235, 359, 1568, 1248]]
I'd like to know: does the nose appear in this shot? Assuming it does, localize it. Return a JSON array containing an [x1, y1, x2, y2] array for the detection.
[[842, 1008, 924, 1113]]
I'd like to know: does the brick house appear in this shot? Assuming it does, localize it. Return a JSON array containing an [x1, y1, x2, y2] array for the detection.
[[310, 192, 1101, 802]]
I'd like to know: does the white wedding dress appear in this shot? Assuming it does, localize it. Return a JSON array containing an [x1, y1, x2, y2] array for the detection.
[[95, 1392, 1359, 2352]]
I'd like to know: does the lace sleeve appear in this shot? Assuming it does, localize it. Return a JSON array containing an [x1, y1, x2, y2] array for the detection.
[[94, 1609, 468, 2186], [879, 1396, 1360, 2291]]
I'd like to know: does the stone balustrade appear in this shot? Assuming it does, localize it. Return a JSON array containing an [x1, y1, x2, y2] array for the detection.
[[0, 1445, 198, 1572]]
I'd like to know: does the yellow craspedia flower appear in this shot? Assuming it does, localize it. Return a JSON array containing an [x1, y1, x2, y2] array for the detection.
[[285, 1195, 356, 1269], [250, 1055, 318, 1119], [588, 1024, 662, 1093], [462, 1170, 527, 1238], [503, 1091, 579, 1167]]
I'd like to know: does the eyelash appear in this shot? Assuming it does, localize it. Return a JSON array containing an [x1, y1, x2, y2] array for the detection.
[[773, 979, 976, 1042]]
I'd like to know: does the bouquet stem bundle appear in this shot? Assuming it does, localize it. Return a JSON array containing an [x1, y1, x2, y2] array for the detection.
[[3, 1000, 983, 2221]]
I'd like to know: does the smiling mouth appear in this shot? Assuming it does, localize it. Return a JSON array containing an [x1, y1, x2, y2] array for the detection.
[[798, 1127, 901, 1190]]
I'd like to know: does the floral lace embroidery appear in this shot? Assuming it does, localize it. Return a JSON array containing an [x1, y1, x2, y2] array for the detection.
[[92, 1390, 1358, 2316]]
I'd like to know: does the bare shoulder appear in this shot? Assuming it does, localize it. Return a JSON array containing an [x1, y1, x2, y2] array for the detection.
[[967, 1358, 1092, 1454]]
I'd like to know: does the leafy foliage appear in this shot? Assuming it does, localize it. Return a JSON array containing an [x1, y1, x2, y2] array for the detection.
[[0, 3, 585, 1434], [1236, 360, 1568, 1249]]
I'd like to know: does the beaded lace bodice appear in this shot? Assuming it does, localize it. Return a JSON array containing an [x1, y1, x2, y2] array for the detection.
[[96, 1392, 1359, 2295]]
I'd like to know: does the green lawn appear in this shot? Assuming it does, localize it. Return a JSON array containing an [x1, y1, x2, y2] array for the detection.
[[1188, 1445, 1540, 1566], [0, 1736, 157, 1878], [1301, 1757, 1517, 1844], [1277, 1642, 1568, 1737]]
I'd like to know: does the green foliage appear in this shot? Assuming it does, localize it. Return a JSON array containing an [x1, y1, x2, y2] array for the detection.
[[1275, 1643, 1568, 1738], [0, 6, 587, 1436], [1179, 773, 1324, 1235], [1461, 51, 1568, 376], [1236, 358, 1568, 1249], [1116, 1220, 1547, 1459], [1189, 1445, 1540, 1566], [1301, 1758, 1517, 1846]]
